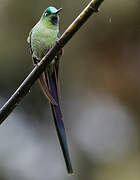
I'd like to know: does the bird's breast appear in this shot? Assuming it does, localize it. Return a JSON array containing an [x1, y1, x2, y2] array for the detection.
[[31, 24, 58, 59]]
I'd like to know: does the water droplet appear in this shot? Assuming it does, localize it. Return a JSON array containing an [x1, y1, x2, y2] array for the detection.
[[109, 17, 112, 23]]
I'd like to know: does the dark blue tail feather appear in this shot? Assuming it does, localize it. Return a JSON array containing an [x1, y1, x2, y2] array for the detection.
[[46, 70, 73, 174]]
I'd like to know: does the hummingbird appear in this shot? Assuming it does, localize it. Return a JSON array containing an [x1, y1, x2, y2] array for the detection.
[[27, 7, 73, 174]]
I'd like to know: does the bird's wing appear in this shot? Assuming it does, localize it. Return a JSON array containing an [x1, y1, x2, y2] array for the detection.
[[27, 30, 57, 105], [45, 53, 73, 174]]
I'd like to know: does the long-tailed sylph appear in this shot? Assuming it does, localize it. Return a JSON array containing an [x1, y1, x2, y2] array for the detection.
[[27, 6, 73, 174]]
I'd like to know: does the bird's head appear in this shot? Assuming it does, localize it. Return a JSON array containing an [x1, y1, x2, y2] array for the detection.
[[41, 7, 62, 27]]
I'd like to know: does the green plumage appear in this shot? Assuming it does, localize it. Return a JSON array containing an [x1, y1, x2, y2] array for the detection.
[[27, 7, 73, 174], [28, 8, 59, 60]]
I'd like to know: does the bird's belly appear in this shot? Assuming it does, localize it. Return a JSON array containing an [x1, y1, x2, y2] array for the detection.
[[32, 30, 57, 60]]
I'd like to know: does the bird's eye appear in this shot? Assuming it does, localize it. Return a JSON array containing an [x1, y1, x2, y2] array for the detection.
[[45, 12, 48, 16], [51, 16, 58, 25], [45, 10, 51, 16]]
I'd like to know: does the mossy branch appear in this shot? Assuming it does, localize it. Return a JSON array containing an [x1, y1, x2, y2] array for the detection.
[[0, 0, 104, 124]]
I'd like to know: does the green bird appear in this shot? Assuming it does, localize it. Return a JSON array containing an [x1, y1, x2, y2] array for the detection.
[[27, 6, 73, 174]]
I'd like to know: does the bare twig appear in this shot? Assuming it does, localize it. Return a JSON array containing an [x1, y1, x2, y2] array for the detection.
[[0, 0, 104, 124]]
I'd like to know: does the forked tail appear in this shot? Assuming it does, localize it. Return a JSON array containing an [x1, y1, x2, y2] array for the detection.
[[46, 67, 73, 174]]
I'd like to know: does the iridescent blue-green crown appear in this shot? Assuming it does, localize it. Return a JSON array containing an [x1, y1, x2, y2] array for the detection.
[[45, 6, 58, 14]]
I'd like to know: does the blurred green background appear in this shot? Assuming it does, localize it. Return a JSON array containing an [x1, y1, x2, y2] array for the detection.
[[0, 0, 140, 179]]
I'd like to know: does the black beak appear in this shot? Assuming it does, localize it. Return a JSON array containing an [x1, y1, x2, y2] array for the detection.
[[55, 8, 62, 14]]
